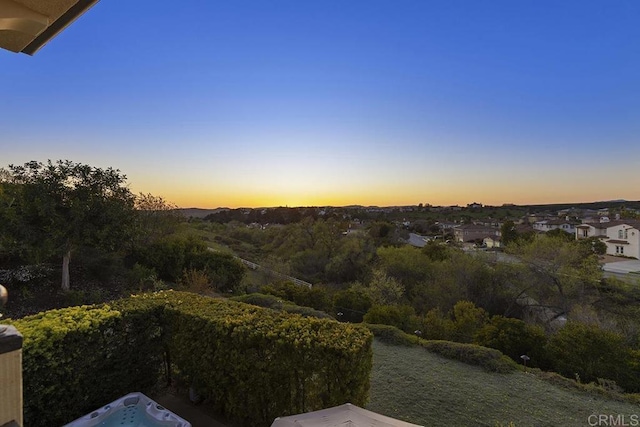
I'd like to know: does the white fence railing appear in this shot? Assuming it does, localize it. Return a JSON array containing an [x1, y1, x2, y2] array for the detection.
[[235, 257, 313, 288]]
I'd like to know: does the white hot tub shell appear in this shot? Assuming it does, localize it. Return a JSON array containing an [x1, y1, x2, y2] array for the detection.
[[63, 392, 192, 427]]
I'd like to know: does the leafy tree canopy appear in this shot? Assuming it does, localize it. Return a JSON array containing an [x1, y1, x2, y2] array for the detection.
[[0, 160, 136, 290], [506, 235, 602, 314], [132, 193, 182, 248], [500, 220, 518, 246]]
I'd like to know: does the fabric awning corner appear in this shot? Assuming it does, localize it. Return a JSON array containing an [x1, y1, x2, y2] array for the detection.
[[271, 403, 423, 427], [0, 0, 99, 55]]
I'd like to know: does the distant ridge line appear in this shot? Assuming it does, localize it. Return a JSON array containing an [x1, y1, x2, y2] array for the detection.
[[177, 200, 639, 214]]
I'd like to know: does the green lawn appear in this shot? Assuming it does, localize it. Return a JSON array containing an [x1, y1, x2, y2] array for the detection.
[[367, 340, 639, 427]]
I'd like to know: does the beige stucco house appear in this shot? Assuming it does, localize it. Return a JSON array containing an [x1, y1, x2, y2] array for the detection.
[[576, 220, 640, 259], [533, 218, 577, 235], [483, 236, 501, 248], [453, 224, 499, 243]]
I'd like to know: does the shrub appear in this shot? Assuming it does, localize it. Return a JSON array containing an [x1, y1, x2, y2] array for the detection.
[[0, 264, 53, 286], [333, 287, 372, 323], [546, 322, 639, 392], [132, 236, 245, 291], [56, 287, 112, 307], [365, 323, 517, 373], [450, 300, 489, 343], [422, 241, 451, 261], [281, 304, 334, 319], [532, 369, 640, 404], [231, 292, 284, 309], [159, 291, 373, 426], [423, 340, 517, 373], [74, 246, 125, 282], [7, 299, 166, 427], [133, 236, 192, 281], [261, 281, 332, 312], [5, 291, 373, 427], [179, 268, 211, 294], [363, 304, 418, 333], [418, 302, 489, 343], [474, 316, 549, 368], [421, 307, 454, 340], [365, 323, 417, 346], [189, 250, 246, 293], [127, 262, 158, 290], [231, 293, 333, 319]]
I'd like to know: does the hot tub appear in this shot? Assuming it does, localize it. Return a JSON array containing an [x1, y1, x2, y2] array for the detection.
[[63, 392, 191, 427]]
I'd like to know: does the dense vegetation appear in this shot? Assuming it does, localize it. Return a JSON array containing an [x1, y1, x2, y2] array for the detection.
[[2, 160, 640, 423], [190, 211, 640, 393], [0, 160, 246, 317], [3, 291, 372, 427]]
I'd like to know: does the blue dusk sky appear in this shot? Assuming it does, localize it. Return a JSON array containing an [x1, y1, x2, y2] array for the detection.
[[1, 1, 639, 208]]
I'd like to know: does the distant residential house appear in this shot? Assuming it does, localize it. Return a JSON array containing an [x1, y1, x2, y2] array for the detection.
[[453, 224, 499, 243], [483, 236, 501, 248], [515, 223, 537, 235], [435, 221, 458, 231], [580, 209, 599, 218], [532, 219, 576, 235], [576, 220, 640, 259], [476, 218, 501, 228], [581, 216, 598, 224], [467, 202, 483, 209], [575, 222, 607, 240], [527, 213, 553, 223]]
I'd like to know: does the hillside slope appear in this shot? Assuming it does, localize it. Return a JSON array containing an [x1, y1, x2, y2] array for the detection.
[[367, 340, 638, 427]]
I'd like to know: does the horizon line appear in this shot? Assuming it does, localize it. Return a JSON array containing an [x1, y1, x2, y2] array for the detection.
[[177, 199, 636, 211]]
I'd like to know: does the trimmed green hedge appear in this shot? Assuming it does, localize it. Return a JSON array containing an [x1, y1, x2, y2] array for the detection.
[[153, 291, 372, 425], [8, 299, 166, 427], [231, 292, 334, 319], [366, 323, 517, 373], [231, 292, 285, 309], [422, 340, 517, 373], [5, 291, 372, 427], [365, 323, 418, 346]]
